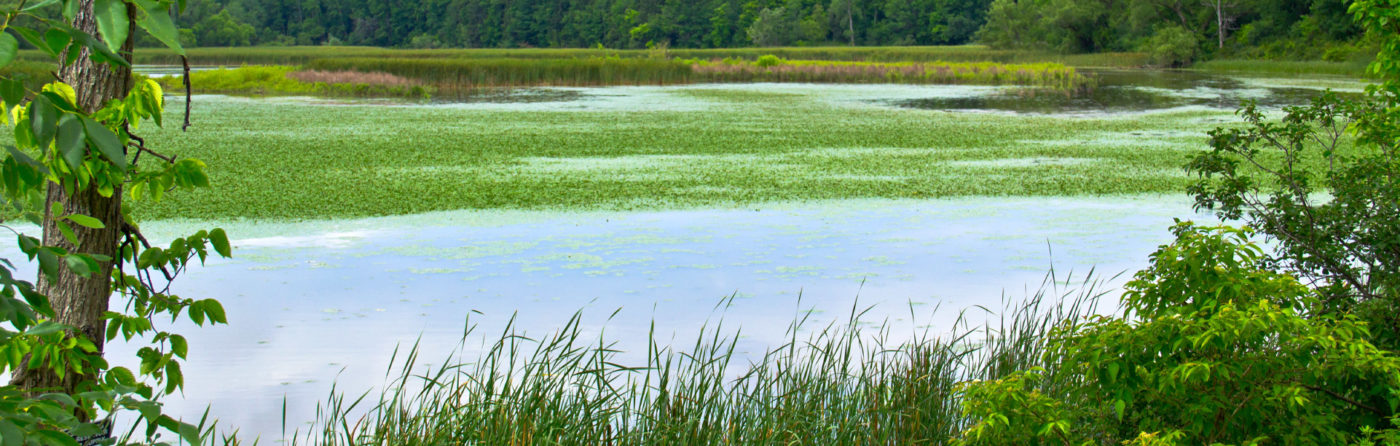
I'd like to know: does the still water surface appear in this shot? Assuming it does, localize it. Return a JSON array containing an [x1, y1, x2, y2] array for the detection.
[[76, 196, 1212, 438]]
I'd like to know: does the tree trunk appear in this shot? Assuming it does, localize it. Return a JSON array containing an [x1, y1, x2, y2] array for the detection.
[[1216, 0, 1225, 49], [9, 0, 134, 394], [847, 2, 855, 46]]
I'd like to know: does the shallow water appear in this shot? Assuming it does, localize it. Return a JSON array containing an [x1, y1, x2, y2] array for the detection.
[[0, 196, 1217, 438]]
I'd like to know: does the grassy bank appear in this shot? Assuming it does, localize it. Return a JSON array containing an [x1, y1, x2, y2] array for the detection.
[[291, 274, 1103, 445]]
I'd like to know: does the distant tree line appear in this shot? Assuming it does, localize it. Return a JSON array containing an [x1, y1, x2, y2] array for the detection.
[[168, 0, 1366, 59]]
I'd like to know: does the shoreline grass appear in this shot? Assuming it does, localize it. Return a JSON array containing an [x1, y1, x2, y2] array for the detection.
[[288, 271, 1107, 445]]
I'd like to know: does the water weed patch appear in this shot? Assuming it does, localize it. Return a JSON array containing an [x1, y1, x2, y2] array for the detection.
[[54, 85, 1347, 221]]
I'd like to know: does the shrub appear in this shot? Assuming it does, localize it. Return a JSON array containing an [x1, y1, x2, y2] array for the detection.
[[954, 224, 1400, 445], [755, 54, 784, 67], [1143, 26, 1199, 67]]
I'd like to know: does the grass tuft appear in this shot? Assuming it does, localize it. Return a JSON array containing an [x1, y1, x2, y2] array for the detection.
[[285, 270, 1108, 445]]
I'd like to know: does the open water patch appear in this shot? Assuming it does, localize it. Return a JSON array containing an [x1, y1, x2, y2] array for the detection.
[[0, 196, 1226, 438]]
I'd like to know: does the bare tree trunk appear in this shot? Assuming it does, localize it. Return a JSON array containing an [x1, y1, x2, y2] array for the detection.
[[1216, 0, 1225, 48], [10, 0, 134, 394]]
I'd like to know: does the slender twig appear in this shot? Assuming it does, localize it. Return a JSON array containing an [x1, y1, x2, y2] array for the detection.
[[182, 56, 192, 132]]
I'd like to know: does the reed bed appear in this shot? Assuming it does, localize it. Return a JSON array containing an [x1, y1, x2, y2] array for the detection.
[[156, 65, 428, 98], [286, 270, 1109, 445], [304, 57, 694, 92], [293, 56, 1088, 95], [693, 59, 1091, 90]]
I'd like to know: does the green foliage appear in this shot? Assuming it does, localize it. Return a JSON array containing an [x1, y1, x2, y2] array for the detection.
[[955, 223, 1400, 445], [162, 0, 997, 49], [191, 9, 254, 47], [0, 1, 232, 445], [1188, 0, 1400, 350], [1144, 26, 1199, 67], [753, 54, 782, 67], [979, 0, 1369, 59]]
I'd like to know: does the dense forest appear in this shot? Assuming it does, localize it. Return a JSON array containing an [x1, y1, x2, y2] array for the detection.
[[166, 0, 1367, 59]]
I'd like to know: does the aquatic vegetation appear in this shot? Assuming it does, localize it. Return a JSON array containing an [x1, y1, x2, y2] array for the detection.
[[61, 84, 1346, 221]]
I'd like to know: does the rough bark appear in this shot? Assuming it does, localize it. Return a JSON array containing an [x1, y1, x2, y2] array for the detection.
[[9, 0, 134, 393]]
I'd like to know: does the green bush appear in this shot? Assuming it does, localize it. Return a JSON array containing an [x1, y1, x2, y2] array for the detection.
[[954, 224, 1400, 445], [1143, 26, 1199, 68], [755, 54, 784, 67]]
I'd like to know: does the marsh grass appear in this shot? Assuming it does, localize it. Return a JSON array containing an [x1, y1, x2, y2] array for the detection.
[[291, 57, 1088, 96], [284, 270, 1110, 445], [157, 65, 429, 98], [304, 57, 693, 94], [692, 59, 1090, 90]]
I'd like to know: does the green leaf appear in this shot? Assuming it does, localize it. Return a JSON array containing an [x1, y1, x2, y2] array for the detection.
[[0, 34, 18, 69], [17, 234, 39, 255], [0, 80, 22, 109], [0, 420, 23, 446], [79, 116, 126, 169], [56, 115, 85, 168], [32, 430, 79, 446], [170, 334, 187, 358], [56, 220, 77, 247], [93, 0, 130, 53], [163, 361, 182, 393], [43, 28, 71, 57], [63, 0, 81, 22], [209, 228, 231, 258], [36, 248, 59, 280], [64, 255, 95, 277], [21, 0, 61, 11], [29, 96, 59, 149], [9, 27, 52, 58], [177, 421, 201, 445], [67, 214, 105, 229], [134, 1, 184, 55], [202, 299, 226, 324], [24, 321, 66, 337]]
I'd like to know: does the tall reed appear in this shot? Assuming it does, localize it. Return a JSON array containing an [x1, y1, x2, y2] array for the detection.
[[285, 269, 1112, 445]]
